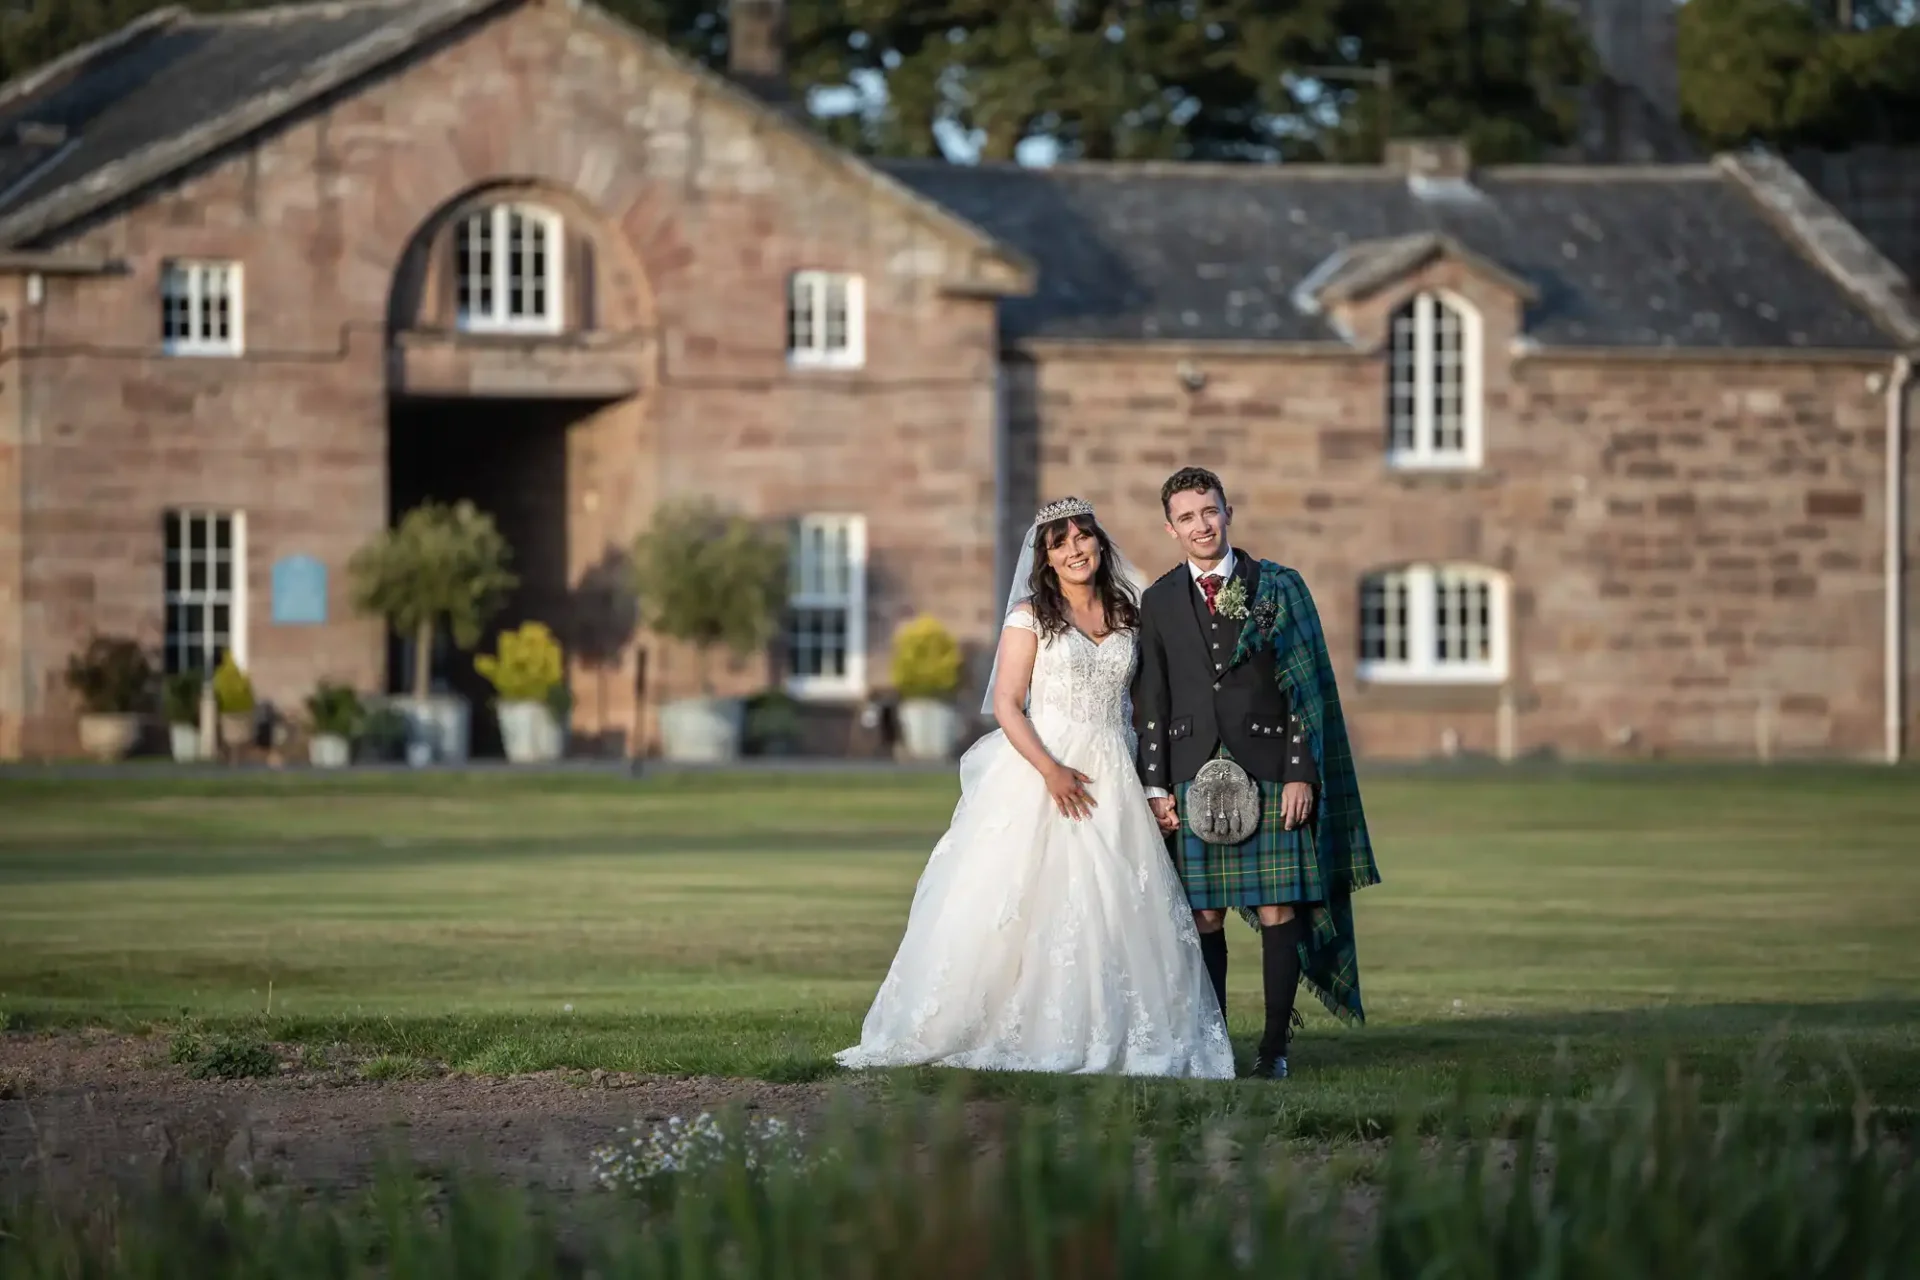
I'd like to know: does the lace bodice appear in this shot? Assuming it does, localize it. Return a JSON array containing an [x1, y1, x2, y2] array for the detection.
[[1004, 610, 1138, 739]]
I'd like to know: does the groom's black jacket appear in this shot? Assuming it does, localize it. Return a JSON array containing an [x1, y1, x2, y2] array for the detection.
[[1131, 551, 1318, 791]]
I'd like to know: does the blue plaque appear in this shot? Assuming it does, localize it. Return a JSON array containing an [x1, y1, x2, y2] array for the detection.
[[271, 555, 328, 626]]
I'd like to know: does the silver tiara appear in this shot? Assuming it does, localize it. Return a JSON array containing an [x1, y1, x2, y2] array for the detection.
[[1035, 496, 1095, 524]]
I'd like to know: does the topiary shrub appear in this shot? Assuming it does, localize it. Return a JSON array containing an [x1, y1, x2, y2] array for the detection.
[[349, 500, 518, 700], [629, 502, 787, 693], [890, 615, 962, 701], [475, 621, 565, 703], [211, 651, 254, 714]]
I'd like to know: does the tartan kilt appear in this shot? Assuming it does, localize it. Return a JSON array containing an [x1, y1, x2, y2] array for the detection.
[[1170, 747, 1324, 910]]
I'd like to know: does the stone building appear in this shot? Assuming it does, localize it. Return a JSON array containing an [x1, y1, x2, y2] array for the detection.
[[0, 0, 1913, 763]]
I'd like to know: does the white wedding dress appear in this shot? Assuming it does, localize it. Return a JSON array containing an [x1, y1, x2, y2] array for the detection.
[[835, 609, 1235, 1078]]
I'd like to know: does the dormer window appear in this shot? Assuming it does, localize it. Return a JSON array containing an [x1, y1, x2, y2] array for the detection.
[[1387, 290, 1482, 468], [455, 203, 563, 334]]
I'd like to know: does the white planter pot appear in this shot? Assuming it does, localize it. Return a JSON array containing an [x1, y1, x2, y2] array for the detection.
[[658, 696, 745, 762], [897, 698, 960, 761], [308, 733, 351, 769], [498, 700, 567, 763], [78, 713, 142, 762], [168, 723, 201, 763], [390, 694, 471, 765]]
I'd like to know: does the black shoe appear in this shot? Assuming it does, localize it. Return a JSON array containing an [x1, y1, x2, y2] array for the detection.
[[1249, 1053, 1289, 1080]]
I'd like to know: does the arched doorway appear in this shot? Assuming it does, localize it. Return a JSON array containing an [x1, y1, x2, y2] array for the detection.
[[384, 181, 658, 757]]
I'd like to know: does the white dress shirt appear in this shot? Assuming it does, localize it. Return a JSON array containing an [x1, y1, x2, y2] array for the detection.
[[1144, 547, 1236, 802], [1188, 545, 1235, 585]]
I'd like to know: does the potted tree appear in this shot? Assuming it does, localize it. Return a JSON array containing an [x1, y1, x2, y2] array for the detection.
[[890, 615, 964, 761], [630, 501, 786, 762], [63, 635, 153, 761], [475, 621, 569, 763], [304, 681, 362, 769], [211, 652, 256, 753], [348, 500, 516, 765], [163, 671, 204, 762]]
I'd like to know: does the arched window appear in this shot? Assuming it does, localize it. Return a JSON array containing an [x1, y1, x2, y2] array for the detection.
[[1386, 291, 1481, 467], [1358, 564, 1507, 683], [454, 203, 563, 334]]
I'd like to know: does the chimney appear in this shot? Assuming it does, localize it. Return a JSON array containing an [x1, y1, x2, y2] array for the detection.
[[728, 0, 788, 103], [1384, 138, 1471, 181], [1556, 0, 1693, 161], [1570, 0, 1678, 125]]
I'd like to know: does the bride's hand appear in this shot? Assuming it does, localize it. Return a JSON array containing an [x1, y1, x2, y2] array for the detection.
[[1045, 764, 1097, 820]]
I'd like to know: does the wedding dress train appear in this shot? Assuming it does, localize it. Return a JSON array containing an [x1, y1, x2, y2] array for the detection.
[[835, 610, 1234, 1078]]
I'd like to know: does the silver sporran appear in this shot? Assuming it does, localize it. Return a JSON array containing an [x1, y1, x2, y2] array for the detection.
[[1186, 757, 1261, 845]]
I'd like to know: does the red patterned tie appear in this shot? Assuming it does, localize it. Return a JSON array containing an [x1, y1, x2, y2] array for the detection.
[[1199, 574, 1224, 613]]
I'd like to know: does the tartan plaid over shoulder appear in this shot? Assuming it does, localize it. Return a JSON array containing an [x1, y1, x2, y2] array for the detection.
[[1227, 560, 1382, 1023]]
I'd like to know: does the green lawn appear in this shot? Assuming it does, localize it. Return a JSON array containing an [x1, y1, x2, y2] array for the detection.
[[3, 765, 1918, 1126]]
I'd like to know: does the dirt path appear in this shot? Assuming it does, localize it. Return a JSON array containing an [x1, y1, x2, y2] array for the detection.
[[1, 1030, 865, 1201], [2, 1028, 1397, 1247]]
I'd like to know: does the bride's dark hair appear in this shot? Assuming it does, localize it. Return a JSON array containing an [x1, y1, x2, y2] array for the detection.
[[1025, 513, 1140, 639]]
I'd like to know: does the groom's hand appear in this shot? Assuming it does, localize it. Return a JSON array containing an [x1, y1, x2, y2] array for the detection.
[[1149, 797, 1180, 833], [1282, 782, 1313, 832], [1280, 782, 1314, 830]]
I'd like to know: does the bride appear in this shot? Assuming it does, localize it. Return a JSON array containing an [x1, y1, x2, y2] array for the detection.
[[835, 497, 1234, 1078]]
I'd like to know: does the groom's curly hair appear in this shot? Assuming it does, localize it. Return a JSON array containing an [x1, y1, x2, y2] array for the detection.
[[1026, 514, 1140, 639], [1161, 466, 1228, 516]]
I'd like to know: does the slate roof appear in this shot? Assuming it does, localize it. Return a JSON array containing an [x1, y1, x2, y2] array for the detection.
[[879, 160, 1903, 351], [0, 3, 425, 223]]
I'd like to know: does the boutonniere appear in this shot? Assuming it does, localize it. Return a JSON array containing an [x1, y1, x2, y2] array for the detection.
[[1214, 576, 1250, 620]]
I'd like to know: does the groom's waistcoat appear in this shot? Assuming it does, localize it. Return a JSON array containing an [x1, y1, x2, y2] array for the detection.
[[1130, 553, 1318, 790]]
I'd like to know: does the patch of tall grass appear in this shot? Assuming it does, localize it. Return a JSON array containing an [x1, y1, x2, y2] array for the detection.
[[3, 1057, 1914, 1278]]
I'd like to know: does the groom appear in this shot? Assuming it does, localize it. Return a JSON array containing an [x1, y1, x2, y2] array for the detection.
[[1131, 466, 1380, 1079]]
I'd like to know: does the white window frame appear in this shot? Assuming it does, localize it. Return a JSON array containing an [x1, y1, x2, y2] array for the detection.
[[455, 203, 565, 335], [163, 508, 248, 676], [1386, 290, 1482, 469], [786, 270, 865, 369], [785, 514, 868, 699], [1356, 563, 1506, 684], [160, 260, 243, 356]]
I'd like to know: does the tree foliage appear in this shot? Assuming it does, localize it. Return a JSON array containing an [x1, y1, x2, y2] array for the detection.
[[1300, 0, 1592, 163], [1680, 0, 1920, 150], [789, 0, 1589, 162], [628, 501, 787, 691]]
